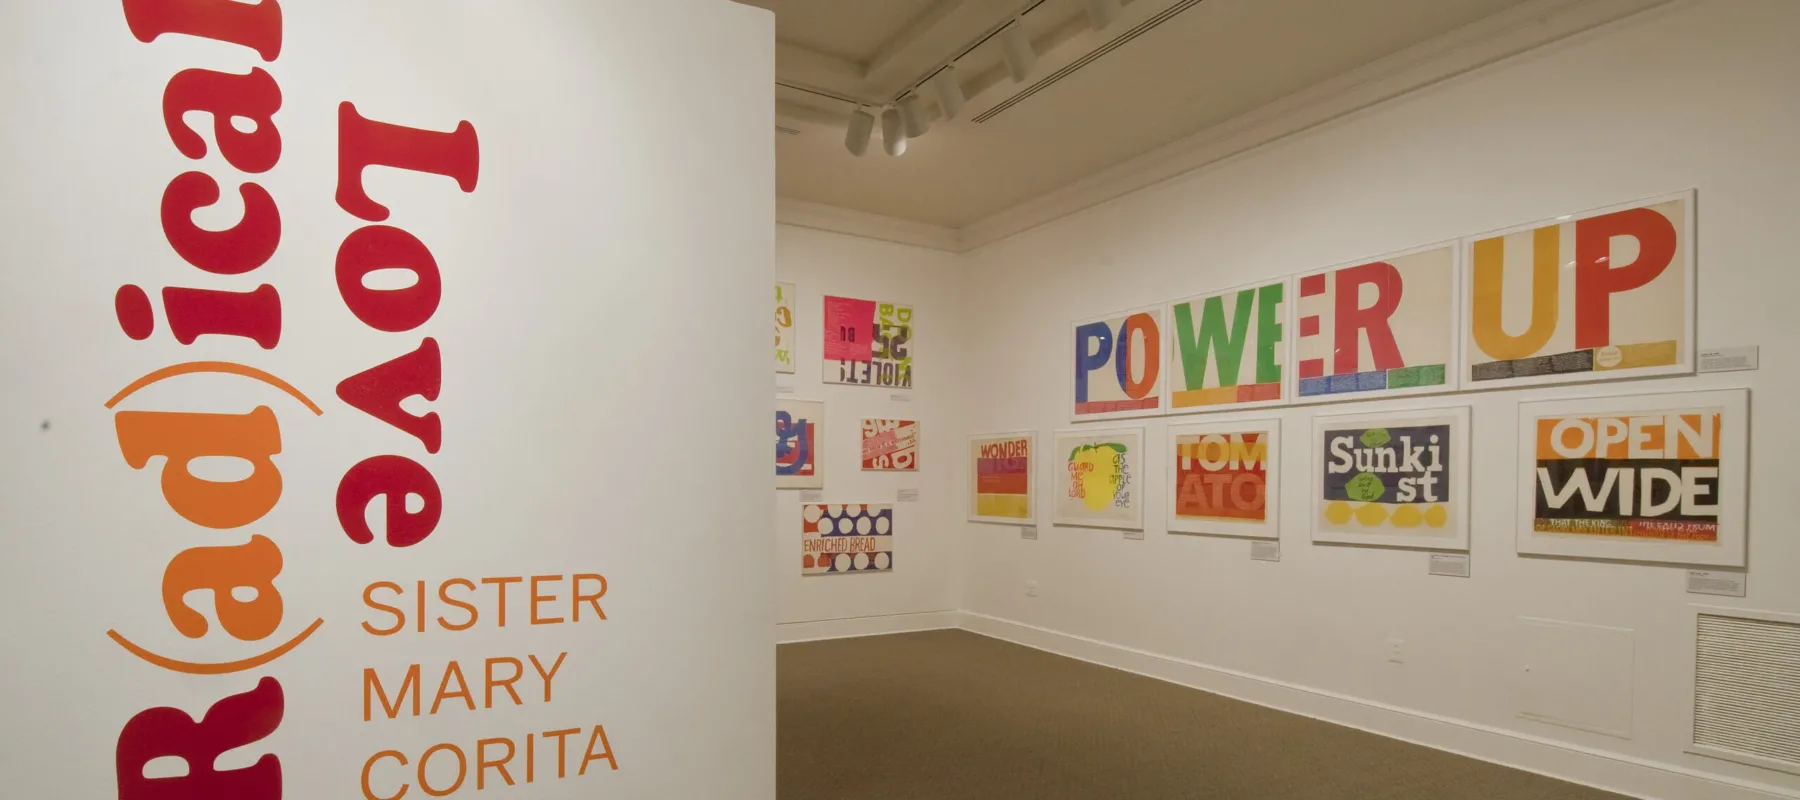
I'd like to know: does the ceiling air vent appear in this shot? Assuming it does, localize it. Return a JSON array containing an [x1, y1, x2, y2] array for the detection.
[[1691, 610, 1800, 775]]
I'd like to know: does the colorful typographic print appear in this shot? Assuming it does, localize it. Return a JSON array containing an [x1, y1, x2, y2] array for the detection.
[[1167, 282, 1284, 411], [1175, 432, 1269, 522], [1072, 307, 1162, 420], [1467, 194, 1691, 387], [1294, 244, 1456, 399], [970, 433, 1033, 523], [775, 282, 796, 373], [775, 398, 823, 489], [802, 504, 894, 575], [1052, 429, 1145, 530], [823, 295, 913, 388], [1312, 408, 1469, 550], [861, 419, 918, 471], [1530, 411, 1722, 541]]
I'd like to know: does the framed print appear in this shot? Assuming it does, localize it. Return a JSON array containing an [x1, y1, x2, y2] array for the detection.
[[1072, 305, 1163, 421], [1516, 388, 1747, 567], [823, 295, 913, 389], [1463, 191, 1694, 388], [802, 503, 894, 575], [1165, 280, 1287, 414], [775, 398, 823, 490], [1292, 242, 1459, 402], [969, 432, 1034, 525], [1167, 417, 1279, 539], [775, 281, 796, 373], [861, 419, 919, 471], [1051, 427, 1145, 530], [1311, 406, 1469, 551]]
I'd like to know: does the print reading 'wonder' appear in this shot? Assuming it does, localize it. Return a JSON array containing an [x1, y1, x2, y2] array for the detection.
[[1533, 412, 1721, 540], [975, 438, 1030, 518]]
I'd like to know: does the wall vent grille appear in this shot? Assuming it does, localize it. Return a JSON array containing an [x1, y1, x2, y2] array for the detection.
[[972, 0, 1207, 125], [1693, 612, 1800, 770]]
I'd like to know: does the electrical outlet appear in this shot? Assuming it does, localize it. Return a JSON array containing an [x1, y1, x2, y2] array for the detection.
[[1025, 580, 1038, 597], [1386, 636, 1405, 664]]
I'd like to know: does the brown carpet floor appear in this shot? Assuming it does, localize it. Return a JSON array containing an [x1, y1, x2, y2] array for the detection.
[[778, 629, 1633, 800]]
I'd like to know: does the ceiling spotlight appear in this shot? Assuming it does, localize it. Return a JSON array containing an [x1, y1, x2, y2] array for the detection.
[[1085, 0, 1121, 31], [880, 107, 907, 156], [898, 93, 930, 138], [844, 107, 874, 156], [931, 67, 965, 121], [1000, 22, 1036, 83]]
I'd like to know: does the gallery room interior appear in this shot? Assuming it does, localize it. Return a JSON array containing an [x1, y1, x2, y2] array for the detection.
[[2, 1, 1797, 799]]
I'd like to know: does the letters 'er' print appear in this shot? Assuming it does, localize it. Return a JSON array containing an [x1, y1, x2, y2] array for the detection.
[[1465, 192, 1693, 388], [1072, 306, 1163, 421], [1293, 244, 1458, 401], [1166, 281, 1285, 413], [823, 295, 913, 389], [1516, 389, 1746, 567], [776, 398, 824, 490], [1167, 419, 1279, 539], [1312, 407, 1469, 551]]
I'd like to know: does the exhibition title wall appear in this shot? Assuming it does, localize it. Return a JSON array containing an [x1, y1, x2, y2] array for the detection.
[[0, 2, 775, 799]]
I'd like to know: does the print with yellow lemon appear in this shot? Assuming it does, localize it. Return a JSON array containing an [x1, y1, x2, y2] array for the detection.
[[1311, 407, 1470, 551], [1052, 428, 1147, 531]]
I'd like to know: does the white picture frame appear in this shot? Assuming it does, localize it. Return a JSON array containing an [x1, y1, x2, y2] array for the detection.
[[1051, 427, 1147, 531], [1288, 240, 1463, 406], [1071, 304, 1165, 422], [1310, 405, 1470, 551], [1515, 388, 1747, 567], [1162, 279, 1290, 415], [1166, 416, 1280, 539], [968, 431, 1036, 525], [1459, 190, 1696, 390]]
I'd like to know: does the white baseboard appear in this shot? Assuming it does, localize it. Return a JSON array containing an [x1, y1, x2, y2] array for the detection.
[[959, 611, 1796, 800], [777, 610, 963, 644]]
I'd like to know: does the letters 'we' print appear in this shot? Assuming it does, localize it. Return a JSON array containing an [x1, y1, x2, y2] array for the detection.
[[1072, 306, 1163, 421], [1293, 244, 1458, 401], [1166, 281, 1285, 413], [1465, 192, 1694, 387]]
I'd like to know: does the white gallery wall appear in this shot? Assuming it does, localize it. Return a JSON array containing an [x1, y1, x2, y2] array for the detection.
[[954, 1, 1800, 798], [0, 1, 775, 798], [776, 225, 967, 636]]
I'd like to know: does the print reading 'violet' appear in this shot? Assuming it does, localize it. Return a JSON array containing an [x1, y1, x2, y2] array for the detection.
[[1323, 425, 1451, 505], [823, 295, 913, 388]]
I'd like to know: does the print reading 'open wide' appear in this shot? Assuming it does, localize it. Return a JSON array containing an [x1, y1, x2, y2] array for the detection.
[[1533, 412, 1721, 540]]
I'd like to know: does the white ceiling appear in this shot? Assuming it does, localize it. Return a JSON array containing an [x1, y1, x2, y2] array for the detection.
[[741, 0, 1530, 230]]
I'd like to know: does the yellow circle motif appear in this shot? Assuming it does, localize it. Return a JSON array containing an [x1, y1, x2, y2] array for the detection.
[[1324, 501, 1352, 525], [1390, 505, 1422, 528], [1355, 503, 1389, 526], [1424, 504, 1448, 528]]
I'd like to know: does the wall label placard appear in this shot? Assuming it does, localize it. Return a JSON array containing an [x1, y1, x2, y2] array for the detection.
[[1428, 553, 1472, 577], [1687, 570, 1747, 597], [1250, 540, 1282, 562], [1698, 346, 1758, 373]]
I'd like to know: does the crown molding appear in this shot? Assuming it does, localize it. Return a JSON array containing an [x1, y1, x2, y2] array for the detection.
[[776, 197, 964, 252], [954, 0, 1680, 251]]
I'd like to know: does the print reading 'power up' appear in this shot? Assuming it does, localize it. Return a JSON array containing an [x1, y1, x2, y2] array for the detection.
[[1295, 245, 1456, 399], [1469, 195, 1690, 386], [1175, 432, 1268, 521], [1533, 412, 1721, 541], [1073, 307, 1162, 419], [1168, 283, 1284, 410]]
